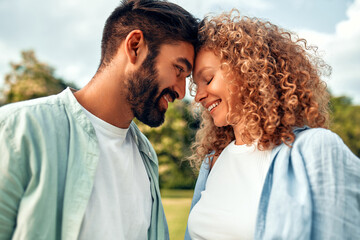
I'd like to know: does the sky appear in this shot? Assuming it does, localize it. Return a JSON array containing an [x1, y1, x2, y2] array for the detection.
[[0, 0, 359, 103]]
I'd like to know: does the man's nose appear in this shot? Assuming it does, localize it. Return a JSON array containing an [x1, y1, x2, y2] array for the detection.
[[175, 77, 186, 100]]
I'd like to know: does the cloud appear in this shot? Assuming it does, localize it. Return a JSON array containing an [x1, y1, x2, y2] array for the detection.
[[174, 0, 271, 18], [336, 0, 360, 38], [297, 0, 360, 103]]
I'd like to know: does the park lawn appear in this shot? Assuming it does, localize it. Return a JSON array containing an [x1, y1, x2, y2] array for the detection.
[[161, 189, 193, 240]]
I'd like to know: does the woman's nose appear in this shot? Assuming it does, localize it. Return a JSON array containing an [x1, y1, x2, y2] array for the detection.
[[195, 86, 207, 103]]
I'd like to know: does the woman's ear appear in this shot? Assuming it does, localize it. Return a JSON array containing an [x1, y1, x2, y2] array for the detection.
[[124, 30, 146, 64]]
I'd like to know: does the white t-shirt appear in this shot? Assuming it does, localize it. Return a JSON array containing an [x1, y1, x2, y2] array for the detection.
[[188, 141, 272, 240], [78, 107, 152, 240]]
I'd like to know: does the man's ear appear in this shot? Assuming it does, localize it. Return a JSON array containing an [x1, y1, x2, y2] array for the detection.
[[124, 30, 146, 64]]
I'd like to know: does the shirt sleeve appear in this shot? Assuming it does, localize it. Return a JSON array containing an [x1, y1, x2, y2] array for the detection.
[[0, 121, 29, 239], [300, 129, 360, 239]]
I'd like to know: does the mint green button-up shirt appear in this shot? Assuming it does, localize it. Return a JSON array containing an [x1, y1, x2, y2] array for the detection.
[[0, 88, 169, 240]]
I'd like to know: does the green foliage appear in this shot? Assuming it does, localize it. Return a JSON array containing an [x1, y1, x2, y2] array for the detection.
[[330, 96, 360, 157], [3, 50, 76, 104], [136, 100, 199, 189]]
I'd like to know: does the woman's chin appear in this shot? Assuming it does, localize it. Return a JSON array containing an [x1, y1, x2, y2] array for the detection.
[[213, 119, 228, 128]]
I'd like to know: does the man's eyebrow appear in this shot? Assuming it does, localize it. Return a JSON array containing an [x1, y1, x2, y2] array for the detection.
[[176, 57, 193, 72]]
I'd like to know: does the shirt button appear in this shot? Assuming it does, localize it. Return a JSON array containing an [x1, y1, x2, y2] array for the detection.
[[148, 151, 152, 157]]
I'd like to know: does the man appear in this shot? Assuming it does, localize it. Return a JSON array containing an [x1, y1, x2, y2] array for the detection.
[[0, 0, 197, 239]]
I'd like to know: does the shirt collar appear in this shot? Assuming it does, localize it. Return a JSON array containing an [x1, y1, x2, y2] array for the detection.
[[58, 88, 98, 142], [128, 121, 158, 165]]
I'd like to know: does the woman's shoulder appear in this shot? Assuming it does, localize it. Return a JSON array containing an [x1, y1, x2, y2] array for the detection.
[[291, 127, 359, 168], [293, 127, 343, 148], [272, 127, 343, 160]]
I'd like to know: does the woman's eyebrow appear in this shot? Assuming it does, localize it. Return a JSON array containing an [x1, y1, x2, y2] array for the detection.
[[195, 67, 212, 79]]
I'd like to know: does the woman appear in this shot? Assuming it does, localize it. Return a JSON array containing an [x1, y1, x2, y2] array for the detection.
[[185, 10, 360, 240]]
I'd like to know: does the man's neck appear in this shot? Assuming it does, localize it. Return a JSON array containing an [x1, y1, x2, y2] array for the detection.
[[74, 77, 133, 129]]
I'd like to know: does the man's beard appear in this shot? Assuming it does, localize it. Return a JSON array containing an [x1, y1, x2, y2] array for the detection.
[[126, 52, 177, 127]]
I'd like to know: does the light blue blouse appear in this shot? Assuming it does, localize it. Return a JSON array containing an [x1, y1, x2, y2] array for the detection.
[[185, 127, 360, 239]]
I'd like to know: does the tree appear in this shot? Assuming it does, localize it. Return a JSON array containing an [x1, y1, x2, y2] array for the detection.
[[2, 50, 76, 104], [136, 100, 200, 189], [330, 96, 360, 157]]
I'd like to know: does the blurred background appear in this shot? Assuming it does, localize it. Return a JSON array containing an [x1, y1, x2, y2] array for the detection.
[[1, 0, 359, 239]]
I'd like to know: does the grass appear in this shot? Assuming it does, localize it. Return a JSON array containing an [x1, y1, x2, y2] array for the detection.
[[161, 189, 193, 240]]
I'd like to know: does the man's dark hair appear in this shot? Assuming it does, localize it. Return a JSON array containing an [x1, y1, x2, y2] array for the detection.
[[99, 0, 198, 69]]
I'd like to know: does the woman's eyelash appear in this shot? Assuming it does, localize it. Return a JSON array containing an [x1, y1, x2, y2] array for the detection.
[[207, 77, 213, 85]]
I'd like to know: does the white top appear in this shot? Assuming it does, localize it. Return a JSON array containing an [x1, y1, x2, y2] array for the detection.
[[78, 107, 152, 240], [188, 141, 272, 240]]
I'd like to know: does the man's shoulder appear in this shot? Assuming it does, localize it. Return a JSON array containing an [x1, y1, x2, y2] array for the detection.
[[0, 94, 65, 127]]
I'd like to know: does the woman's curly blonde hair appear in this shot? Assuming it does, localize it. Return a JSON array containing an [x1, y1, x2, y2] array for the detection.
[[189, 10, 331, 169]]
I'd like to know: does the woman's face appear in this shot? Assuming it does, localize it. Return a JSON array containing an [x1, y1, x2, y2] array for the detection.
[[193, 49, 231, 127]]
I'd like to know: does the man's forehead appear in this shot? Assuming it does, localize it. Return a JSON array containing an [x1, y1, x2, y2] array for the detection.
[[158, 41, 194, 68]]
